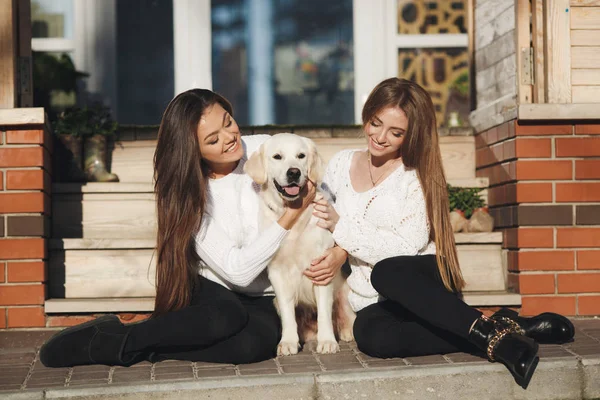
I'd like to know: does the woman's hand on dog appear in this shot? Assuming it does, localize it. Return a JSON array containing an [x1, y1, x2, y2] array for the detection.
[[304, 246, 347, 286], [279, 180, 317, 229], [313, 197, 339, 233]]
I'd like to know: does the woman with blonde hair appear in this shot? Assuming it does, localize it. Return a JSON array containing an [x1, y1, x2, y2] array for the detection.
[[309, 78, 574, 389]]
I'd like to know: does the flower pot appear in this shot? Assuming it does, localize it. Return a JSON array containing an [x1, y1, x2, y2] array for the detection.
[[84, 134, 119, 182], [450, 209, 468, 233], [466, 207, 494, 233]]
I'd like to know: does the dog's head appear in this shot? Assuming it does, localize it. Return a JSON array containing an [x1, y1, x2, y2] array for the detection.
[[244, 133, 325, 201]]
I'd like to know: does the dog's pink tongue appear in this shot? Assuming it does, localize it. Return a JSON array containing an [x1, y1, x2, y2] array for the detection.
[[284, 186, 300, 196]]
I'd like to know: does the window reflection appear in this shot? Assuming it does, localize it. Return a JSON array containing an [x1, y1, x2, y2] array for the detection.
[[212, 0, 354, 125], [31, 0, 74, 39]]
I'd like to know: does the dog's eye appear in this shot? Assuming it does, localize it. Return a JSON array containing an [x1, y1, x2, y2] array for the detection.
[[273, 154, 282, 160], [297, 153, 306, 159]]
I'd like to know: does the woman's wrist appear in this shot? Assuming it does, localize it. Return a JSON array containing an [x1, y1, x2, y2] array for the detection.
[[277, 208, 300, 230]]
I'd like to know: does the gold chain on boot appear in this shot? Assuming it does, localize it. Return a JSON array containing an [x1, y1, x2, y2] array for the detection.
[[486, 317, 526, 361]]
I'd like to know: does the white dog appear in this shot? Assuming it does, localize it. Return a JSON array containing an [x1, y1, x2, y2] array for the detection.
[[244, 133, 355, 355]]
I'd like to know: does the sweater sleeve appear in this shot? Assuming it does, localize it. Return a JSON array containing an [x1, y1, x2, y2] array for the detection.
[[195, 216, 288, 287], [332, 178, 431, 265]]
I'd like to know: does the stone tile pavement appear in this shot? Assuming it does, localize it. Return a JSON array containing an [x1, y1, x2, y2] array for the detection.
[[0, 319, 599, 399]]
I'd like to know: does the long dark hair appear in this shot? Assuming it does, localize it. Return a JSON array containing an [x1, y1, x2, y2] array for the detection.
[[152, 89, 233, 316], [362, 78, 465, 292]]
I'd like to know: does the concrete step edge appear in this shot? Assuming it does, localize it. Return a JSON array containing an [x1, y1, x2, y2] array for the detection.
[[2, 358, 590, 400], [44, 291, 520, 314]]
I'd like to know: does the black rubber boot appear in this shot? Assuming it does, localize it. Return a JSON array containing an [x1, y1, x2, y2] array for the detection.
[[492, 308, 575, 344], [40, 315, 143, 368], [468, 315, 539, 390]]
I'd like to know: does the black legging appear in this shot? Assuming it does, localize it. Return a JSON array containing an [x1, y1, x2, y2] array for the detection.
[[353, 255, 482, 358], [122, 276, 281, 364]]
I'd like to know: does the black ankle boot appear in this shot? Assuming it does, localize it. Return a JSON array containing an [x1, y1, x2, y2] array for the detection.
[[40, 315, 143, 368], [469, 315, 539, 389], [492, 308, 574, 344]]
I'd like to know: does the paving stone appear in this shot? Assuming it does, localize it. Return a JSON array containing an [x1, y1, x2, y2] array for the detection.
[[236, 359, 277, 370], [154, 373, 195, 382], [0, 374, 26, 385], [280, 363, 322, 374], [237, 368, 280, 376], [195, 368, 237, 378], [445, 352, 487, 363], [538, 346, 574, 359], [154, 365, 194, 380], [71, 365, 111, 374], [364, 359, 411, 369], [322, 362, 364, 372], [26, 375, 67, 387], [29, 366, 69, 377], [276, 354, 317, 365], [68, 379, 109, 387], [111, 368, 151, 384], [317, 353, 360, 365], [70, 371, 111, 383], [194, 361, 235, 369], [0, 352, 35, 366], [404, 354, 450, 365], [567, 345, 600, 357], [0, 331, 54, 351], [0, 384, 22, 392], [154, 360, 193, 368]]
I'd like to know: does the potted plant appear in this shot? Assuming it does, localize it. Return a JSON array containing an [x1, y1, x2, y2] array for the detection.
[[447, 185, 492, 232], [53, 105, 119, 183]]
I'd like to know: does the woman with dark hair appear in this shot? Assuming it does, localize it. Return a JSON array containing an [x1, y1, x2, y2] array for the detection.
[[309, 78, 574, 389], [40, 89, 316, 367]]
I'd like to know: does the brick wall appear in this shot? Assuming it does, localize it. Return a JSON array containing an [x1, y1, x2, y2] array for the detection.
[[477, 120, 600, 316], [0, 125, 51, 328]]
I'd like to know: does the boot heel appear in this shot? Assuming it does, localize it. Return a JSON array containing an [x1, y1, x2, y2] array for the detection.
[[469, 315, 539, 390]]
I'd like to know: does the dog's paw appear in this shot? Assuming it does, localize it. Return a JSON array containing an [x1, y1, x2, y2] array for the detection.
[[339, 328, 354, 342], [277, 341, 300, 356], [316, 340, 340, 354]]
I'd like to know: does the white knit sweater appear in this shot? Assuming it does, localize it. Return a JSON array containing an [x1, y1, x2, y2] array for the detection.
[[194, 135, 285, 296], [322, 149, 436, 312]]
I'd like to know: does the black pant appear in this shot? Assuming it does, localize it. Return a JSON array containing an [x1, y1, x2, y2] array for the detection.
[[353, 255, 482, 359], [123, 276, 281, 364]]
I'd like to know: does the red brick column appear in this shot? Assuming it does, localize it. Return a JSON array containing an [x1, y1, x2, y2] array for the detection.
[[477, 121, 600, 316], [0, 125, 51, 328]]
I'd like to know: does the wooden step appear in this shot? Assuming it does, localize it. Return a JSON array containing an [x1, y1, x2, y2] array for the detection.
[[44, 291, 520, 314], [110, 136, 476, 183], [52, 192, 157, 239], [51, 178, 489, 239], [48, 235, 505, 299]]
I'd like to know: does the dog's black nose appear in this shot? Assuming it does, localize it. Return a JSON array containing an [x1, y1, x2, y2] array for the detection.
[[287, 168, 301, 182]]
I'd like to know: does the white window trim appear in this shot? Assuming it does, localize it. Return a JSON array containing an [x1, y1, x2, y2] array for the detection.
[[173, 0, 212, 95], [396, 33, 468, 48], [31, 38, 75, 52], [353, 0, 398, 124]]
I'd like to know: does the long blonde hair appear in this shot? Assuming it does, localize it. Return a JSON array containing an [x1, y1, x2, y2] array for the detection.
[[362, 78, 465, 292]]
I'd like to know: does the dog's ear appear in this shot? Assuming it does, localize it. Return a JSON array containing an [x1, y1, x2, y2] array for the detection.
[[244, 143, 268, 184], [305, 138, 325, 183]]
